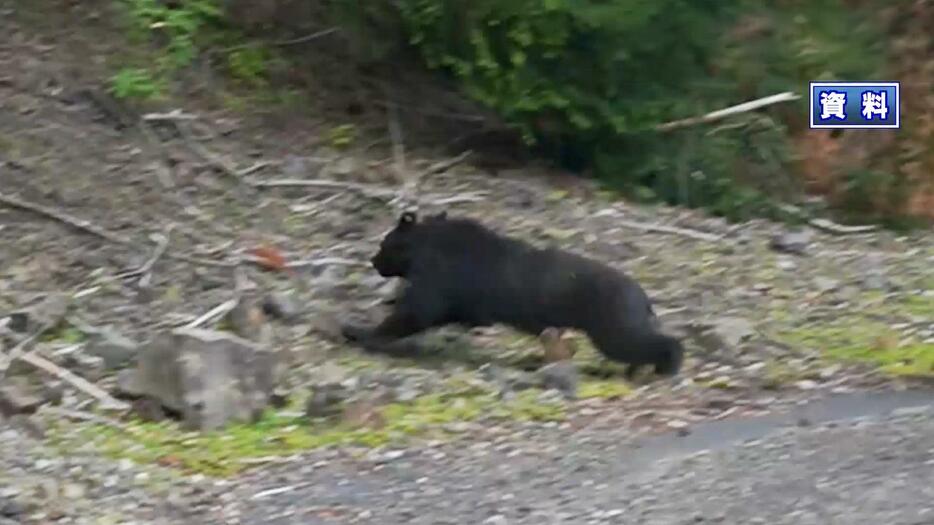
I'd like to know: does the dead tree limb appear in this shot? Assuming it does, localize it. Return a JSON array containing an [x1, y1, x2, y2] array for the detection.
[[655, 92, 800, 132]]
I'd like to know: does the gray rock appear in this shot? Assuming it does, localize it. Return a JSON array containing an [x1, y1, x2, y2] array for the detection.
[[115, 368, 145, 398], [305, 383, 351, 419], [63, 352, 105, 382], [261, 292, 302, 322], [0, 380, 43, 417], [692, 317, 757, 352], [537, 361, 579, 400], [83, 328, 139, 370], [129, 328, 279, 431], [225, 296, 273, 344], [813, 277, 840, 294], [8, 293, 70, 333]]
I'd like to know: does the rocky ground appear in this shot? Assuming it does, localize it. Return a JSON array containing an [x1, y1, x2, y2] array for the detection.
[[1, 3, 934, 524]]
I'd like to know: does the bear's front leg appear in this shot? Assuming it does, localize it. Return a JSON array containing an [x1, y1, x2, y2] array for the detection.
[[342, 285, 447, 354]]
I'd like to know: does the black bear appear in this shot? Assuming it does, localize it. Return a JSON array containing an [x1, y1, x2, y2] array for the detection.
[[342, 211, 684, 379]]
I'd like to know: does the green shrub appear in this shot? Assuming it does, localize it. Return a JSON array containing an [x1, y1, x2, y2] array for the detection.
[[334, 0, 889, 220]]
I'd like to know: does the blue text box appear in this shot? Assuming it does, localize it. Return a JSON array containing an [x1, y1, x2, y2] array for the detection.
[[809, 81, 900, 129]]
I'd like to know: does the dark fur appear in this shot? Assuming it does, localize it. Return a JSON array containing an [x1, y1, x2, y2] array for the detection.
[[343, 211, 684, 378]]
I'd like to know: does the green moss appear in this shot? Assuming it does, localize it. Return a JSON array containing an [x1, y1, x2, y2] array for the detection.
[[578, 380, 632, 399], [899, 294, 934, 318], [782, 319, 934, 378], [50, 386, 566, 477], [759, 360, 805, 389], [826, 342, 934, 378]]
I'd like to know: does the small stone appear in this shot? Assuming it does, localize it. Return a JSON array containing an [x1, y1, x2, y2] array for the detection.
[[537, 361, 579, 400], [64, 352, 105, 382], [795, 379, 819, 390], [61, 483, 85, 500], [382, 449, 406, 461], [667, 419, 691, 436], [8, 293, 70, 333], [483, 515, 509, 525], [0, 496, 27, 518], [693, 317, 756, 352], [769, 230, 811, 255], [225, 296, 272, 344], [131, 397, 166, 423], [269, 388, 290, 408], [304, 383, 350, 419], [707, 375, 734, 389], [862, 273, 888, 290], [0, 382, 43, 416], [813, 277, 839, 293], [261, 292, 302, 322]]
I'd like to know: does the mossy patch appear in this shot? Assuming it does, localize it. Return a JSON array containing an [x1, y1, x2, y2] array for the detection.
[[578, 380, 633, 399], [782, 320, 934, 378], [899, 294, 934, 318], [48, 388, 565, 477]]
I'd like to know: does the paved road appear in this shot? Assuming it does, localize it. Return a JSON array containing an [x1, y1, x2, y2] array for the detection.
[[215, 404, 934, 525], [3, 399, 933, 525]]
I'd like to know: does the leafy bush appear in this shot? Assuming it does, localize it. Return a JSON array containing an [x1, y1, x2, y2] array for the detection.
[[113, 0, 274, 98], [333, 0, 891, 220]]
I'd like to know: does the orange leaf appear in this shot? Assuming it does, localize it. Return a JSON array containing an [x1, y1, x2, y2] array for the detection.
[[249, 244, 289, 272]]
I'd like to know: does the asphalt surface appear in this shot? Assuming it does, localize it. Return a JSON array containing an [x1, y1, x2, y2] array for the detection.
[[212, 402, 934, 525]]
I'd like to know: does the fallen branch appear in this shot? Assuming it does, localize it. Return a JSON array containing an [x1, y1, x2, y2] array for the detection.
[[250, 178, 398, 199], [40, 405, 137, 434], [285, 257, 370, 269], [0, 192, 234, 268], [138, 228, 172, 288], [385, 97, 415, 210], [0, 191, 134, 246], [806, 218, 879, 235], [424, 191, 487, 206], [142, 109, 198, 122], [373, 100, 486, 124], [656, 91, 801, 132], [183, 130, 243, 178], [185, 298, 239, 329], [137, 119, 176, 189], [18, 351, 129, 411], [777, 204, 879, 235], [416, 150, 473, 178], [0, 326, 49, 376], [273, 27, 340, 47], [251, 179, 486, 207], [616, 218, 724, 242]]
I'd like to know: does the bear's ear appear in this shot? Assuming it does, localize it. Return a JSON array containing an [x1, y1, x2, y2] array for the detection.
[[399, 211, 418, 227]]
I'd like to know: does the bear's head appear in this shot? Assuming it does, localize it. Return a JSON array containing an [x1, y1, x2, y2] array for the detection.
[[371, 210, 449, 277]]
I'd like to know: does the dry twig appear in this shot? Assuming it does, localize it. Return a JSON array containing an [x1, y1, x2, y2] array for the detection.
[[185, 298, 240, 329], [616, 218, 724, 242], [0, 191, 134, 246], [19, 351, 129, 411], [656, 92, 801, 132], [40, 405, 137, 434], [142, 109, 198, 122], [778, 204, 879, 235], [0, 192, 234, 268]]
